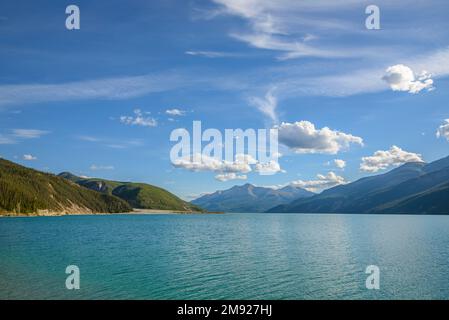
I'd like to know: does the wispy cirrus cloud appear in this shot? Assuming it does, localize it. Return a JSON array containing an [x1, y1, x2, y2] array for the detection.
[[249, 88, 278, 122], [267, 47, 449, 98], [0, 69, 254, 107], [207, 0, 390, 61], [2, 46, 448, 112], [12, 129, 50, 139], [0, 134, 15, 145], [185, 50, 241, 58], [196, 0, 449, 100], [0, 128, 49, 144], [230, 32, 353, 61], [77, 135, 101, 142], [90, 164, 114, 171], [76, 135, 144, 149], [0, 73, 188, 107]]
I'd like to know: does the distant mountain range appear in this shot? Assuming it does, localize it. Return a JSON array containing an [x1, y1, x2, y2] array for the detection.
[[58, 172, 203, 212], [268, 155, 449, 214], [191, 183, 314, 213], [0, 159, 131, 215]]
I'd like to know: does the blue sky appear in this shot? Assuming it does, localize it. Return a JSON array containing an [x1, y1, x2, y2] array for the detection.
[[1, 0, 449, 199]]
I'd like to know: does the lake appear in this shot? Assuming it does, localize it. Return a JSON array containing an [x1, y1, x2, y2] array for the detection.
[[1, 213, 449, 299]]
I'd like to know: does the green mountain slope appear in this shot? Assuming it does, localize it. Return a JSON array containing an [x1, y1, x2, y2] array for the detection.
[[0, 159, 132, 215], [58, 172, 203, 212], [373, 181, 449, 214]]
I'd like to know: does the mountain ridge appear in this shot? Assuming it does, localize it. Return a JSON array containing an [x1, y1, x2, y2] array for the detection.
[[191, 183, 314, 213], [58, 172, 203, 212], [268, 155, 449, 214]]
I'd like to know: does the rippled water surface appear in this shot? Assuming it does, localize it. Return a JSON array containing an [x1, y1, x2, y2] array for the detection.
[[1, 213, 449, 299]]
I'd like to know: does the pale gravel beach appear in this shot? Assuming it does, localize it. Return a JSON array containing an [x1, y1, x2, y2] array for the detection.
[[130, 209, 203, 214], [0, 209, 221, 217], [130, 209, 223, 214]]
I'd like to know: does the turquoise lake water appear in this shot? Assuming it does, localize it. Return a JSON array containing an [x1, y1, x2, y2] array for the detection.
[[1, 213, 449, 299]]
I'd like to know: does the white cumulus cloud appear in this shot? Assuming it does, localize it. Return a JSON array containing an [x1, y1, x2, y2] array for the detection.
[[172, 153, 282, 179], [23, 154, 37, 161], [383, 64, 434, 94], [290, 171, 347, 192], [215, 173, 248, 182], [254, 160, 284, 175], [276, 121, 363, 154], [334, 159, 346, 169], [436, 119, 449, 141], [120, 109, 157, 127], [360, 145, 424, 173], [173, 153, 254, 174], [166, 108, 186, 116]]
